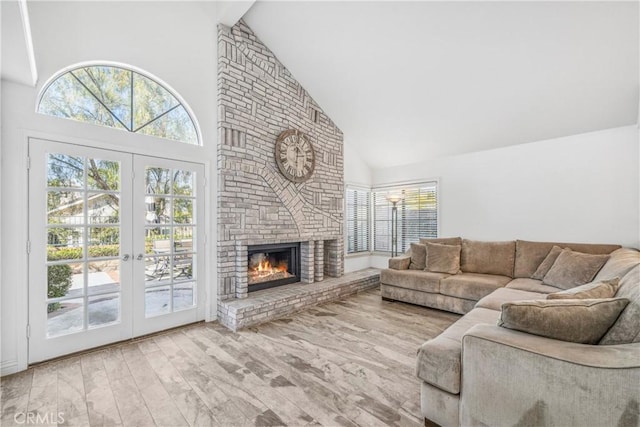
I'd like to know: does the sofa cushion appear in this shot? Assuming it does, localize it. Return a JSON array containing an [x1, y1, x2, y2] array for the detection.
[[416, 307, 499, 394], [542, 249, 609, 289], [530, 245, 563, 280], [498, 298, 629, 345], [461, 240, 516, 277], [505, 278, 560, 294], [514, 240, 621, 278], [426, 242, 461, 275], [440, 273, 511, 301], [380, 269, 446, 293], [475, 288, 547, 311], [593, 247, 640, 282], [599, 265, 640, 345], [409, 243, 427, 270], [547, 278, 619, 300]]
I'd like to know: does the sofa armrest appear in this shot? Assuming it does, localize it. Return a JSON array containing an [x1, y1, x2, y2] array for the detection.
[[388, 255, 411, 270], [460, 324, 640, 426]]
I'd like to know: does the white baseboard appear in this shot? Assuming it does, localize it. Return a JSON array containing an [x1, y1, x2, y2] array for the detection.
[[1, 360, 20, 377]]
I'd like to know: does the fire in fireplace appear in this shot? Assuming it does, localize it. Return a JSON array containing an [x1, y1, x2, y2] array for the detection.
[[247, 242, 300, 291]]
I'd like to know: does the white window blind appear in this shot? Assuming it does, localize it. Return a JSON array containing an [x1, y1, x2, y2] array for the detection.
[[346, 187, 371, 253], [373, 182, 438, 253]]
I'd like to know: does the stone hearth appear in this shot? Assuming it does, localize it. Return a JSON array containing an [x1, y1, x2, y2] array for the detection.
[[218, 268, 380, 331]]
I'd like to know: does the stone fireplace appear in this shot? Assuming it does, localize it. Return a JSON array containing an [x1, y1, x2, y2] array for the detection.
[[217, 20, 346, 328]]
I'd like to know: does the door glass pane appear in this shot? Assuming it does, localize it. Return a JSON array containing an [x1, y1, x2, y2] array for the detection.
[[47, 228, 83, 261], [87, 159, 120, 191], [145, 286, 171, 317], [48, 191, 84, 224], [145, 255, 171, 284], [173, 199, 193, 224], [47, 154, 83, 188], [88, 293, 120, 328], [173, 170, 193, 196], [47, 263, 83, 300], [88, 227, 120, 256], [87, 261, 120, 295], [145, 167, 171, 195], [145, 197, 171, 225], [174, 226, 194, 247], [88, 193, 120, 224], [173, 282, 194, 311], [172, 254, 193, 282], [47, 297, 84, 337]]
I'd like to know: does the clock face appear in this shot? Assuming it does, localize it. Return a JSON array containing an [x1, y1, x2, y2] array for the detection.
[[275, 129, 316, 183]]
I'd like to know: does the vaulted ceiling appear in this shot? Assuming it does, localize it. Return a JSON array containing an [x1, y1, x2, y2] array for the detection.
[[3, 1, 638, 170], [243, 1, 639, 168]]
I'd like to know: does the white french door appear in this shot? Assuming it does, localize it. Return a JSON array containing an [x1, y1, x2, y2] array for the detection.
[[132, 155, 205, 336], [28, 139, 205, 363]]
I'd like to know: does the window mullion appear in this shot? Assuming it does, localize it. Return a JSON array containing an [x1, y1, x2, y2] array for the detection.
[[69, 71, 131, 131]]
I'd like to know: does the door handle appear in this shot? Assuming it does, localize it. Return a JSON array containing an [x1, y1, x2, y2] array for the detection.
[[122, 254, 130, 261], [137, 254, 144, 261]]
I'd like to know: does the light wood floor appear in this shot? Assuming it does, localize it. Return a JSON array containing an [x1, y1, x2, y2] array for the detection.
[[1, 289, 459, 427]]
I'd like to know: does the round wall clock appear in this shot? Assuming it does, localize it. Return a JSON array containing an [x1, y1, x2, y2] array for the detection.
[[275, 129, 316, 183]]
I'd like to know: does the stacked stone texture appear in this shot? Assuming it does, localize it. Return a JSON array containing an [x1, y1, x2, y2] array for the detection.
[[217, 20, 345, 306], [218, 270, 380, 331]]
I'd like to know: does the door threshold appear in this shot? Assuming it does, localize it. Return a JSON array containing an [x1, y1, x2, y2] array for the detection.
[[28, 320, 204, 368]]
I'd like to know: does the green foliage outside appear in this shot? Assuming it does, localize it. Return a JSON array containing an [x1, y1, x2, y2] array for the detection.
[[47, 245, 120, 261], [47, 264, 73, 313]]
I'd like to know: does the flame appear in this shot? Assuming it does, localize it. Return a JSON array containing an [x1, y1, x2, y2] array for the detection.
[[254, 259, 287, 273]]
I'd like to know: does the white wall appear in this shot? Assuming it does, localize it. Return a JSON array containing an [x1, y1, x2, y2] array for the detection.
[[368, 125, 639, 269], [1, 1, 219, 374], [344, 142, 372, 186]]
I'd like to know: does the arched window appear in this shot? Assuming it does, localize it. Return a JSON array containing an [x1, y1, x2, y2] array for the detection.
[[38, 63, 200, 145]]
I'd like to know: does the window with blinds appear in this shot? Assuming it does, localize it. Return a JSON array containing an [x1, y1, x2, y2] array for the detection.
[[345, 187, 371, 253], [372, 182, 438, 253]]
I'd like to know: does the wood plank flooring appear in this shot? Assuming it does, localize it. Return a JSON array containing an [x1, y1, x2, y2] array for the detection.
[[1, 289, 459, 427]]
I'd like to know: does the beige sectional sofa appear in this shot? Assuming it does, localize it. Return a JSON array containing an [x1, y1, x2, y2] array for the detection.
[[381, 238, 640, 426]]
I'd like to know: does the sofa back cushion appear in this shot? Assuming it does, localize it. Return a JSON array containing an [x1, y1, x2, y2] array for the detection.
[[599, 265, 640, 345], [514, 240, 621, 278], [425, 242, 461, 274], [593, 247, 640, 283], [461, 239, 516, 278]]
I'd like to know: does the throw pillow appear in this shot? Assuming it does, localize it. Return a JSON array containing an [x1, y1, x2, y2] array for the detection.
[[547, 278, 620, 300], [419, 237, 462, 246], [498, 298, 629, 344], [425, 242, 461, 274], [542, 249, 609, 289], [531, 245, 564, 280], [409, 243, 427, 270]]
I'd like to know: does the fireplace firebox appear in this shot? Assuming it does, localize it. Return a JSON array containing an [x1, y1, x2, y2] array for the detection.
[[247, 242, 300, 292]]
